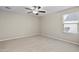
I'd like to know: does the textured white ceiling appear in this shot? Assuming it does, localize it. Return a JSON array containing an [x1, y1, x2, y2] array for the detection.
[[0, 6, 74, 16]]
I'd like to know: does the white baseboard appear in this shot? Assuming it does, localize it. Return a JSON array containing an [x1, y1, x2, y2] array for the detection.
[[41, 33, 79, 46], [1, 32, 79, 46], [0, 33, 40, 41]]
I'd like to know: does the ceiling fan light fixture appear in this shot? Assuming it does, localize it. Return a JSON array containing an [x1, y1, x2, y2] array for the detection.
[[33, 10, 38, 14]]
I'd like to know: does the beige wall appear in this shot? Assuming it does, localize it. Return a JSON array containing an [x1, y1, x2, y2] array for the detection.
[[0, 11, 40, 41], [78, 23, 79, 32], [41, 7, 79, 44]]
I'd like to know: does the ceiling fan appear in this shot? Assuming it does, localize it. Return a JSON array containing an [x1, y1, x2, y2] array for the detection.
[[25, 6, 46, 15]]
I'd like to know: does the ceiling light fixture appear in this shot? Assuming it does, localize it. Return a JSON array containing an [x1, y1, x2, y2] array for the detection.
[[25, 6, 46, 15]]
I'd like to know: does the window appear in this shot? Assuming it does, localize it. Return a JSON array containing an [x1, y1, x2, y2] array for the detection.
[[63, 12, 79, 33]]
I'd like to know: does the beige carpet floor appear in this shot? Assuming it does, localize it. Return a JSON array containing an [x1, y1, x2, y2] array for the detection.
[[0, 36, 79, 52]]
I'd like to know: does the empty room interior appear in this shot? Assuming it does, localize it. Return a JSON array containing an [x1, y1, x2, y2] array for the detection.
[[0, 6, 79, 52]]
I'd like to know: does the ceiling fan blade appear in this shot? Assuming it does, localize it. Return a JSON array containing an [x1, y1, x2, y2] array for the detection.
[[25, 7, 32, 10], [33, 6, 37, 8], [36, 13, 39, 15], [27, 11, 32, 14], [39, 11, 46, 13], [38, 6, 41, 9]]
